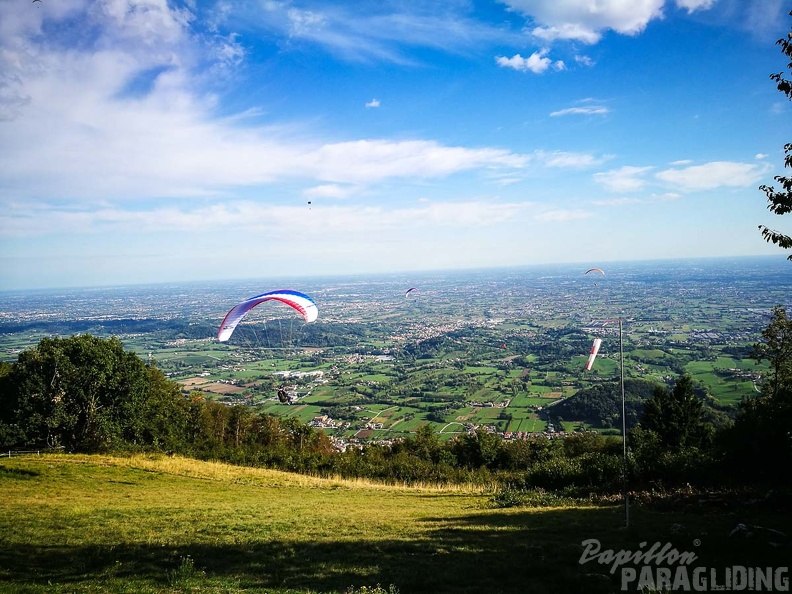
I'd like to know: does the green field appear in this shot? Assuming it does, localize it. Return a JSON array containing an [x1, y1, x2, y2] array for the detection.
[[141, 334, 769, 439], [0, 299, 773, 444], [1, 454, 789, 594]]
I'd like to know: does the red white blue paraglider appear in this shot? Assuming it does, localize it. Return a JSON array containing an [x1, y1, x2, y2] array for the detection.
[[218, 290, 318, 342]]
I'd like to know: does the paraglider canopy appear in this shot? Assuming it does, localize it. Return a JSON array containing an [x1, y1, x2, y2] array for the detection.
[[584, 267, 605, 275], [405, 287, 419, 297], [217, 289, 318, 342]]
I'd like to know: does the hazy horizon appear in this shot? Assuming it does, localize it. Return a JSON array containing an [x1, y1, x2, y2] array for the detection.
[[1, 253, 788, 294]]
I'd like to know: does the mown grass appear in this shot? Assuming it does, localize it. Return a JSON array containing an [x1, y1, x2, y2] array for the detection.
[[1, 454, 790, 593]]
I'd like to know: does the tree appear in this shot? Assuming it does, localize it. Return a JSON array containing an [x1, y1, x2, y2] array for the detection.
[[450, 428, 502, 469], [639, 374, 711, 451], [758, 10, 792, 259], [724, 308, 792, 484], [751, 305, 792, 399], [0, 335, 151, 451]]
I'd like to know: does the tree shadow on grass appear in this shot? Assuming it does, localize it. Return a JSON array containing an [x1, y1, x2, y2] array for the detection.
[[0, 504, 789, 593]]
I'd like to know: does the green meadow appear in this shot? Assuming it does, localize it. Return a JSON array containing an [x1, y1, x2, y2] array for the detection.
[[1, 454, 790, 594]]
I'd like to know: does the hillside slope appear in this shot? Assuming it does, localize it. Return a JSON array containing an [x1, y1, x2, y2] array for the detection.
[[0, 454, 789, 593]]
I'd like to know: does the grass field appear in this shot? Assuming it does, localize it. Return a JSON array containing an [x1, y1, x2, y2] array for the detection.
[[1, 454, 790, 593]]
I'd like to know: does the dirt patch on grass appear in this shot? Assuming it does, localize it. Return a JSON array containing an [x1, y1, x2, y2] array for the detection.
[[202, 382, 245, 395]]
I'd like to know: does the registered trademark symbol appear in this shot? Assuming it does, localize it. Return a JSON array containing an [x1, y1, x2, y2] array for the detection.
[[693, 539, 701, 547]]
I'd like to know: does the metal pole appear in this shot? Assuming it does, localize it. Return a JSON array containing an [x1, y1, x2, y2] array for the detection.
[[619, 318, 629, 527]]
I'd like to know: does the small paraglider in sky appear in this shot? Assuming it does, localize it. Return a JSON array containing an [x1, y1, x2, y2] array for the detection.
[[405, 287, 418, 298], [217, 289, 318, 343], [584, 267, 605, 286], [584, 267, 605, 276], [307, 201, 312, 210], [584, 338, 602, 371]]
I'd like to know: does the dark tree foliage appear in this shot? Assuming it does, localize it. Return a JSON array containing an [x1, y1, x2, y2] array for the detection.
[[0, 335, 336, 466], [751, 305, 792, 399], [758, 10, 792, 259], [0, 335, 152, 451], [547, 379, 659, 429], [639, 374, 712, 451], [450, 428, 502, 470], [721, 306, 792, 484]]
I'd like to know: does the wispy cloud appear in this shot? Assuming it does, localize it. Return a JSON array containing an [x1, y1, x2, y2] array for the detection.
[[591, 197, 642, 206], [365, 98, 380, 108], [675, 0, 717, 13], [593, 166, 654, 192], [0, 198, 530, 238], [303, 184, 357, 199], [534, 209, 592, 222], [655, 161, 768, 191], [534, 150, 605, 168], [254, 1, 515, 64], [550, 105, 609, 117]]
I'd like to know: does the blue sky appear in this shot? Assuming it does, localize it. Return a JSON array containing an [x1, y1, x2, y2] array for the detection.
[[0, 0, 789, 290]]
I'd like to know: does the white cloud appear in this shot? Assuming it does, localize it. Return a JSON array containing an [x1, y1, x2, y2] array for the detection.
[[653, 192, 683, 201], [0, 2, 549, 203], [655, 161, 768, 191], [92, 0, 193, 47], [502, 0, 666, 43], [531, 23, 603, 44], [365, 98, 380, 108], [591, 192, 681, 206], [675, 0, 716, 14], [550, 105, 609, 117], [306, 140, 530, 184], [303, 184, 356, 199], [535, 150, 605, 168], [755, 153, 768, 160], [496, 50, 563, 74], [534, 209, 591, 221], [0, 47, 535, 200], [591, 197, 642, 206], [0, 199, 529, 238], [593, 166, 654, 192], [209, 33, 246, 70], [257, 1, 515, 64]]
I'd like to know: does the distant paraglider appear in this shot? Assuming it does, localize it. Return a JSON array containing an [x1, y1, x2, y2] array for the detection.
[[584, 267, 605, 276], [405, 287, 419, 298], [217, 289, 318, 343]]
